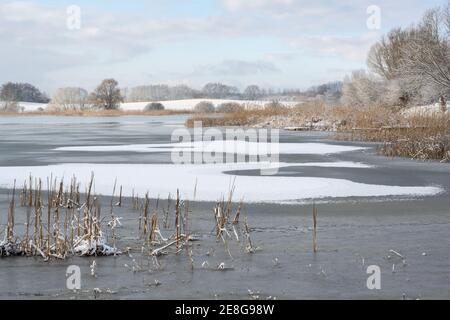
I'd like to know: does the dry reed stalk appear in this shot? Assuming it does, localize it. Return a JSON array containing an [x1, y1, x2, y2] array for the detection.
[[232, 199, 243, 225], [312, 203, 318, 253], [28, 175, 33, 207], [225, 179, 236, 220], [243, 217, 255, 253], [175, 189, 180, 248], [7, 180, 16, 243], [25, 207, 30, 254], [163, 193, 172, 229], [143, 192, 149, 236], [94, 196, 101, 244], [148, 214, 158, 244], [20, 182, 26, 207], [37, 179, 43, 249], [53, 180, 63, 253], [118, 185, 122, 207], [46, 177, 51, 255], [84, 173, 94, 237]]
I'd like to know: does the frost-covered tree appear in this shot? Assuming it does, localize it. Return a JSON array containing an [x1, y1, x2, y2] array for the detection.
[[367, 4, 450, 108], [401, 6, 450, 109]]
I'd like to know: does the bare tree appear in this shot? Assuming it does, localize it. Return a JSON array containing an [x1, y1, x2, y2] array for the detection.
[[202, 83, 240, 99], [89, 79, 123, 110], [243, 85, 262, 100], [49, 87, 88, 110]]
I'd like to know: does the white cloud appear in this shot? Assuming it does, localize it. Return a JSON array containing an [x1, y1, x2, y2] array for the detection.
[[222, 0, 294, 11], [0, 0, 443, 92], [193, 59, 280, 76], [288, 32, 381, 62]]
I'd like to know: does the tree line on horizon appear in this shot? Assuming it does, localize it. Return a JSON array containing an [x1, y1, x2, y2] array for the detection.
[[0, 79, 343, 111]]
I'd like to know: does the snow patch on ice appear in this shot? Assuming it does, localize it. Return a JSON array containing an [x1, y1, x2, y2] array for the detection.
[[0, 162, 441, 203], [55, 141, 367, 155]]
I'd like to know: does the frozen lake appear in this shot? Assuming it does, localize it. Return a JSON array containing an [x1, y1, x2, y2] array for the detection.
[[1, 115, 450, 299], [0, 115, 443, 203]]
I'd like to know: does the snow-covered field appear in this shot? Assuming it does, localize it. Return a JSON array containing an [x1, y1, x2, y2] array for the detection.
[[15, 102, 48, 111], [121, 99, 299, 111], [15, 99, 299, 112], [403, 102, 450, 116]]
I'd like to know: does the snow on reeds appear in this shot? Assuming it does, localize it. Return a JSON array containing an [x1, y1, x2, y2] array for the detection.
[[1, 174, 119, 258], [0, 174, 259, 264]]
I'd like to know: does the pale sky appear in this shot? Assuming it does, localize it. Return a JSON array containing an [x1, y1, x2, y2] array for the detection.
[[0, 0, 447, 94]]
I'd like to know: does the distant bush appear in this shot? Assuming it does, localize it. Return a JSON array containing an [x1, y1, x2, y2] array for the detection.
[[216, 102, 244, 113], [144, 102, 165, 111], [264, 100, 286, 109], [194, 101, 215, 113]]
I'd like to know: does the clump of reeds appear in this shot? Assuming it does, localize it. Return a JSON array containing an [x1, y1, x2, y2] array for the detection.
[[0, 181, 24, 256], [1, 174, 120, 259], [210, 183, 258, 256], [336, 106, 450, 162], [140, 189, 195, 258], [72, 174, 119, 256], [2, 175, 259, 271]]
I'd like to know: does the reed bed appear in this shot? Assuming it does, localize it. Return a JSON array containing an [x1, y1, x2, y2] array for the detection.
[[337, 108, 450, 162], [0, 174, 258, 264], [185, 105, 291, 128]]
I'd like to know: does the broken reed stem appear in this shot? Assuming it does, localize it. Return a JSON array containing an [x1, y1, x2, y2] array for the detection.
[[54, 180, 63, 252], [118, 185, 122, 207], [84, 173, 94, 237], [175, 189, 180, 249], [28, 175, 32, 207], [163, 193, 171, 229], [312, 203, 318, 254], [149, 213, 158, 244], [143, 192, 149, 236], [233, 199, 243, 225], [47, 177, 52, 256], [244, 217, 254, 252]]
